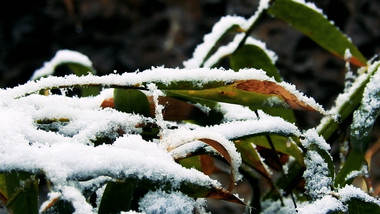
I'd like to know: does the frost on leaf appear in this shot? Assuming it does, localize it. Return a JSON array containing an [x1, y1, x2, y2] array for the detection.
[[30, 49, 94, 80], [351, 66, 380, 154], [183, 0, 270, 68], [138, 190, 206, 214], [301, 129, 333, 200]]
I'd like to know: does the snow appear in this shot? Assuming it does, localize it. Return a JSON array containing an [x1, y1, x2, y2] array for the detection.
[[217, 103, 258, 122], [303, 150, 332, 200], [345, 165, 368, 182], [61, 186, 95, 214], [298, 195, 346, 214], [30, 50, 93, 80], [203, 34, 277, 68], [302, 129, 331, 151], [161, 128, 243, 182], [317, 60, 380, 133], [261, 197, 299, 214], [298, 185, 380, 213], [291, 0, 325, 17], [0, 67, 271, 101], [138, 190, 201, 214], [39, 192, 62, 212], [338, 185, 380, 205], [301, 129, 332, 200], [183, 0, 270, 68]]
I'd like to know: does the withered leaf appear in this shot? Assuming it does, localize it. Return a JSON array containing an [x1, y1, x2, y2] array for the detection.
[[235, 80, 318, 111]]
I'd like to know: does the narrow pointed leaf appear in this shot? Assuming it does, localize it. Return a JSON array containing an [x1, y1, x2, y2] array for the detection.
[[335, 149, 364, 187], [267, 0, 366, 67], [168, 80, 326, 115], [350, 71, 380, 154], [318, 62, 380, 140], [235, 139, 272, 179]]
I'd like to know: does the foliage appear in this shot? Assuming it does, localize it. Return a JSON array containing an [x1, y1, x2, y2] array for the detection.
[[1, 0, 380, 213]]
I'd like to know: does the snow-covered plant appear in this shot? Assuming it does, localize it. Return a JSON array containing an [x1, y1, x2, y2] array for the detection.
[[1, 0, 380, 213]]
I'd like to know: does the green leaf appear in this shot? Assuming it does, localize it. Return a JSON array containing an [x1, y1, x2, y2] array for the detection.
[[318, 62, 380, 140], [178, 156, 202, 171], [66, 62, 96, 77], [335, 150, 363, 187], [62, 63, 99, 97], [268, 0, 366, 67], [0, 171, 39, 214], [230, 44, 282, 82], [114, 89, 151, 117], [350, 74, 380, 154], [168, 82, 323, 113], [98, 181, 135, 214], [347, 198, 380, 213], [200, 25, 243, 67], [237, 135, 304, 165]]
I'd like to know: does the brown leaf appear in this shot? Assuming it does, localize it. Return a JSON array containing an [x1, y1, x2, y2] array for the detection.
[[148, 96, 207, 121], [200, 155, 215, 176], [235, 80, 316, 111], [101, 98, 114, 108], [198, 138, 236, 191], [207, 187, 246, 206]]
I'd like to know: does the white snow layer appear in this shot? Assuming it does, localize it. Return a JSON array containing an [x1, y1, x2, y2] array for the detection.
[[317, 60, 380, 133], [183, 0, 270, 68], [291, 0, 325, 15], [138, 190, 205, 214], [30, 50, 93, 80]]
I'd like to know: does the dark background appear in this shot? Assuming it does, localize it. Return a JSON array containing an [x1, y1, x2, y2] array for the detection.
[[1, 0, 380, 207]]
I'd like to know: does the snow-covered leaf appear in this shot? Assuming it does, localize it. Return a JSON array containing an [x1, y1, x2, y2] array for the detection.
[[169, 79, 327, 114], [317, 61, 380, 140], [350, 69, 380, 154], [268, 0, 367, 67], [184, 0, 271, 69]]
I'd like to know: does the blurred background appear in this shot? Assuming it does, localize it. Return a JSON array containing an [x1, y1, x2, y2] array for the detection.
[[1, 0, 380, 211]]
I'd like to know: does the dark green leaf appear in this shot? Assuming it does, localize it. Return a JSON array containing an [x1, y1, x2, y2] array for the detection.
[[350, 82, 380, 154], [98, 182, 135, 214], [230, 44, 282, 82], [347, 198, 380, 213], [335, 150, 363, 187], [268, 0, 366, 67], [114, 89, 151, 117]]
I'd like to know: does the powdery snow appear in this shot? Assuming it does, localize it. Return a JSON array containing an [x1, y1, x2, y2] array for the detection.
[[297, 195, 346, 214], [203, 34, 277, 68], [303, 150, 332, 200], [183, 0, 270, 68], [138, 190, 203, 214], [301, 129, 333, 200], [317, 60, 380, 133], [338, 185, 380, 205], [30, 50, 93, 80], [291, 0, 325, 16]]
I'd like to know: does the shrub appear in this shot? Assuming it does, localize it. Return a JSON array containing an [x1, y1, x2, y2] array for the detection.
[[1, 0, 379, 213]]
